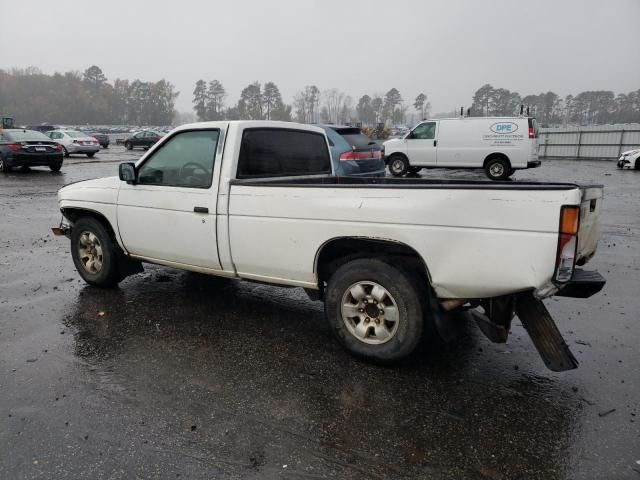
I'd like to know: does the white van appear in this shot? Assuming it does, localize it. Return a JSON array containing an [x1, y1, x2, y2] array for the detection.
[[383, 116, 541, 180]]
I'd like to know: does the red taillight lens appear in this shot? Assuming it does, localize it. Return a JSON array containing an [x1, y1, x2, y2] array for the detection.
[[555, 206, 580, 283], [339, 150, 382, 161], [7, 143, 22, 152], [528, 127, 535, 139], [53, 143, 63, 151], [92, 140, 98, 145]]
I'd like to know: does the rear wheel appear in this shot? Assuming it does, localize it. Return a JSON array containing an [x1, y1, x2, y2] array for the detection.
[[71, 217, 120, 288], [0, 155, 10, 173], [325, 258, 425, 364], [388, 154, 409, 177], [50, 160, 63, 172], [485, 156, 510, 180], [86, 152, 95, 158]]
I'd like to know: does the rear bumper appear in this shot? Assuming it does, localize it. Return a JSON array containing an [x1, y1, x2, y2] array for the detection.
[[6, 153, 63, 167], [67, 144, 100, 153], [556, 269, 606, 298], [527, 160, 541, 168]]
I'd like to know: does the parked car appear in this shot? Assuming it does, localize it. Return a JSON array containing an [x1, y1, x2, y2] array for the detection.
[[25, 124, 60, 134], [124, 130, 164, 150], [86, 131, 110, 148], [53, 121, 605, 370], [318, 125, 385, 177], [383, 116, 541, 180], [46, 130, 100, 157], [617, 149, 640, 170], [0, 129, 64, 172]]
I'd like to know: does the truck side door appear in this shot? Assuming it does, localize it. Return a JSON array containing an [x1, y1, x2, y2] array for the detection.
[[117, 129, 223, 270], [407, 121, 437, 166]]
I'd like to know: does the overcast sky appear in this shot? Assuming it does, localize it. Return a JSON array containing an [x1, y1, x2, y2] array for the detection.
[[2, 0, 639, 114]]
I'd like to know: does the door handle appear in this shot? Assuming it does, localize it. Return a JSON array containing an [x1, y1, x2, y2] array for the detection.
[[193, 207, 208, 214], [433, 140, 437, 147]]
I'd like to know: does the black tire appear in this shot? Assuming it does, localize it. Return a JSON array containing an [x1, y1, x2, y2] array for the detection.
[[325, 258, 426, 364], [71, 217, 120, 288], [408, 166, 422, 175], [125, 141, 133, 150], [49, 160, 63, 172], [388, 154, 409, 177], [86, 152, 95, 158], [102, 144, 109, 149], [63, 147, 70, 158], [635, 158, 640, 170], [484, 156, 510, 180], [0, 155, 10, 173]]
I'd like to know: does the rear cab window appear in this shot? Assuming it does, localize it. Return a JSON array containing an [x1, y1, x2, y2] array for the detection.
[[236, 128, 331, 178]]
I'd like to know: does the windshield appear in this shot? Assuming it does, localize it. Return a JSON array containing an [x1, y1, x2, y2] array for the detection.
[[5, 130, 52, 142]]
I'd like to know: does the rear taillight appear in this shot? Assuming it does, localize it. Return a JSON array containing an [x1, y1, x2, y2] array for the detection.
[[7, 143, 22, 152], [555, 206, 580, 283], [92, 140, 98, 145], [339, 150, 382, 161], [528, 127, 535, 139], [53, 143, 63, 151]]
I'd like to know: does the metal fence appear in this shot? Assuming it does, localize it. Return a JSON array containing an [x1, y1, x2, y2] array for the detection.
[[538, 124, 640, 159]]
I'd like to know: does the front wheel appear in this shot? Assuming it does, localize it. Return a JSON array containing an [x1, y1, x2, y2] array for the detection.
[[485, 157, 510, 180], [388, 155, 409, 177], [325, 258, 425, 364], [71, 217, 120, 288]]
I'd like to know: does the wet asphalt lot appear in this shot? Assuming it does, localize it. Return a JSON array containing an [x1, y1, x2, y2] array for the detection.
[[0, 146, 638, 479]]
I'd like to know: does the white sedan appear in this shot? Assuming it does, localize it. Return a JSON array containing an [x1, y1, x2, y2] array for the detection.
[[617, 149, 640, 170], [47, 130, 100, 158]]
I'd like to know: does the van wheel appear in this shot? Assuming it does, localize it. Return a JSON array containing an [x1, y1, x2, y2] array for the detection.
[[485, 157, 510, 180], [71, 217, 120, 288], [388, 155, 409, 177], [325, 258, 425, 364]]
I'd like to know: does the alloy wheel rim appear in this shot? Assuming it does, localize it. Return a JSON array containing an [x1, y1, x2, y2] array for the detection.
[[490, 163, 504, 177], [78, 231, 104, 274], [391, 159, 404, 174], [341, 281, 400, 344]]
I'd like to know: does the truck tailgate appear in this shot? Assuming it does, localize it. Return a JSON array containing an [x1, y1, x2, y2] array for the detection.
[[577, 185, 603, 264]]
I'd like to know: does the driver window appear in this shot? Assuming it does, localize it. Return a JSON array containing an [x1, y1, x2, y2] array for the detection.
[[137, 130, 219, 188], [411, 122, 436, 140]]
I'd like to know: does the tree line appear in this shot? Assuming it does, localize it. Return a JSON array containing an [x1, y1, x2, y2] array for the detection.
[[0, 66, 178, 125], [470, 84, 640, 126], [3, 65, 638, 128], [192, 82, 431, 127]]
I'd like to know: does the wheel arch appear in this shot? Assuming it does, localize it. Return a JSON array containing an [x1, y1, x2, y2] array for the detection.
[[314, 236, 433, 295], [61, 207, 126, 252], [483, 152, 511, 168]]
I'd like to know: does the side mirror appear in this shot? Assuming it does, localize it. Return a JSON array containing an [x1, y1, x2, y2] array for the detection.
[[119, 162, 137, 184]]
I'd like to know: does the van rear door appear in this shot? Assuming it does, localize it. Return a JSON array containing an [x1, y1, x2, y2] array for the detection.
[[528, 118, 540, 160]]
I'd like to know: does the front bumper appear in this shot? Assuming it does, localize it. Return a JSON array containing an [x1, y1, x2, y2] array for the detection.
[[617, 158, 631, 168]]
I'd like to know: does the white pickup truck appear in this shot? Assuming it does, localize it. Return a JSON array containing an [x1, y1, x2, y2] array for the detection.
[[53, 121, 606, 371]]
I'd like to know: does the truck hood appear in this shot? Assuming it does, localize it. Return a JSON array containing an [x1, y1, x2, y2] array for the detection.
[[58, 176, 120, 205], [383, 138, 406, 151]]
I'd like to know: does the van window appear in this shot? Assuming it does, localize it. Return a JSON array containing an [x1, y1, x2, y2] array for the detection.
[[410, 122, 436, 140], [237, 128, 331, 178], [528, 118, 540, 138]]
